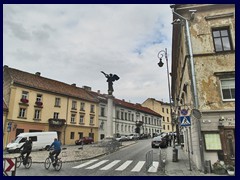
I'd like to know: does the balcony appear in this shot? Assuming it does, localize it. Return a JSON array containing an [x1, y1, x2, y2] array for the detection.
[[35, 101, 43, 108], [20, 98, 29, 104], [48, 118, 66, 127]]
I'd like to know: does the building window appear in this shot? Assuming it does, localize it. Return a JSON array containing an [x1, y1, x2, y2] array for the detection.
[[72, 100, 77, 110], [212, 27, 233, 52], [121, 111, 124, 120], [132, 114, 134, 121], [163, 117, 165, 121], [80, 102, 85, 111], [70, 132, 74, 139], [19, 108, 26, 118], [162, 108, 164, 113], [53, 112, 59, 119], [78, 132, 83, 139], [36, 94, 42, 102], [79, 115, 84, 124], [221, 78, 235, 101], [55, 98, 61, 107], [116, 111, 120, 119], [167, 117, 169, 122], [22, 91, 29, 100], [90, 105, 95, 113], [90, 116, 94, 124], [34, 109, 41, 119], [163, 125, 165, 130], [125, 112, 127, 120], [71, 114, 76, 123], [167, 108, 169, 114], [100, 107, 105, 116]]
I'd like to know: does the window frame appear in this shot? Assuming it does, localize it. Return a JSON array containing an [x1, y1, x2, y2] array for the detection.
[[212, 26, 233, 52], [220, 78, 235, 101]]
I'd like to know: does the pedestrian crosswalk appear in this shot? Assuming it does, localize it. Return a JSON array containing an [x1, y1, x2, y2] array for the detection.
[[72, 159, 159, 173]]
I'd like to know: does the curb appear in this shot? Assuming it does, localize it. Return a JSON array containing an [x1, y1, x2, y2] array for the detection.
[[31, 141, 138, 164]]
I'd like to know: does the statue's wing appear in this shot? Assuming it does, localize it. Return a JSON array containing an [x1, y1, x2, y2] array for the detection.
[[113, 74, 120, 81]]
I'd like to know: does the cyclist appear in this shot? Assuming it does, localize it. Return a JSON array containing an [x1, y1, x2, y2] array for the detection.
[[48, 138, 61, 167], [19, 137, 32, 165]]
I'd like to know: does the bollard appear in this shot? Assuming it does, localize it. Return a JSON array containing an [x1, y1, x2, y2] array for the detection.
[[204, 160, 212, 174], [172, 148, 178, 162]]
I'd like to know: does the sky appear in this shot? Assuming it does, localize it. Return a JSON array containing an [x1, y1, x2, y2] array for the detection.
[[3, 4, 173, 104]]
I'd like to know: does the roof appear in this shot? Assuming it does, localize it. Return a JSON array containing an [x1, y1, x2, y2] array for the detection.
[[114, 98, 162, 117], [4, 66, 98, 103]]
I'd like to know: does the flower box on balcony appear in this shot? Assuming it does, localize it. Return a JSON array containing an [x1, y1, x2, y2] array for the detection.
[[35, 101, 43, 106], [20, 98, 29, 103]]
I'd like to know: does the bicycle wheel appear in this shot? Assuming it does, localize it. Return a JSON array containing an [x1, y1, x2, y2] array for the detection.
[[44, 157, 51, 170], [25, 157, 32, 169], [54, 159, 62, 171], [16, 156, 22, 168]]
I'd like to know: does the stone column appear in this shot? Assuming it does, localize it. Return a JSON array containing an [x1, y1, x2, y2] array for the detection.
[[106, 95, 114, 138]]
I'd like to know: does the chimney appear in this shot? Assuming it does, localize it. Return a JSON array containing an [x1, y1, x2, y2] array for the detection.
[[82, 86, 91, 91], [35, 72, 41, 76], [71, 83, 76, 87], [97, 90, 100, 94]]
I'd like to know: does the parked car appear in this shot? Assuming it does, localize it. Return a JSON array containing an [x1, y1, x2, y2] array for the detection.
[[116, 135, 128, 142], [151, 136, 167, 148], [127, 134, 139, 140], [75, 137, 94, 145]]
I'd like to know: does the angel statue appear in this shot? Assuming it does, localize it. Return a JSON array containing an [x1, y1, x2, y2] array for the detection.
[[101, 71, 120, 95]]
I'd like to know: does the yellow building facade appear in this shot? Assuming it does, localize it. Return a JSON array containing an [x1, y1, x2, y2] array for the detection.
[[142, 98, 174, 133], [3, 66, 99, 149]]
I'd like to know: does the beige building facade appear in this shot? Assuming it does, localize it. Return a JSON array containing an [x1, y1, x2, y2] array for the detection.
[[142, 98, 174, 133], [3, 66, 99, 148], [171, 4, 235, 171]]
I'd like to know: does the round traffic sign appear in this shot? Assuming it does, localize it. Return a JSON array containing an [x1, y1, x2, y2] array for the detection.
[[181, 109, 188, 116]]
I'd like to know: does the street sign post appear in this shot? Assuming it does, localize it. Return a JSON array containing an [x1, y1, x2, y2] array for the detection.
[[3, 158, 16, 176], [180, 116, 191, 126]]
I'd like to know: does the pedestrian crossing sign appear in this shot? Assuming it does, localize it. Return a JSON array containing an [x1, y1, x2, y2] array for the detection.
[[180, 116, 191, 126]]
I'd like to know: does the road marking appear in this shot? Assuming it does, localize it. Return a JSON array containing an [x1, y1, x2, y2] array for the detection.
[[115, 160, 133, 171], [148, 161, 159, 173], [100, 160, 121, 170], [72, 159, 98, 169], [86, 160, 109, 169], [131, 161, 145, 172]]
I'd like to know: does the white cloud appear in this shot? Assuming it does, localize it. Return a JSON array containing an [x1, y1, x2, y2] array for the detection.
[[3, 4, 173, 104]]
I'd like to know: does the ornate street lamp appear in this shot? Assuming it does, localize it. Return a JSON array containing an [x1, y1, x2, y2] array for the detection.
[[157, 48, 174, 140]]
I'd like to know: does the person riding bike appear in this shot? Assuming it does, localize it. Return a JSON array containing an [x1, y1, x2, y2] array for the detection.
[[19, 137, 32, 165], [48, 138, 62, 167]]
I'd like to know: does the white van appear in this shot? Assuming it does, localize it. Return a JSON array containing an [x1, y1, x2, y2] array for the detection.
[[6, 131, 57, 153]]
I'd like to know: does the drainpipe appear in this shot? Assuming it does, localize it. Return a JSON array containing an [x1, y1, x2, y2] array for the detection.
[[64, 97, 69, 145], [172, 7, 204, 172]]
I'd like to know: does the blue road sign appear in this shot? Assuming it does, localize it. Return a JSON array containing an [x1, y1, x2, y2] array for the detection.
[[181, 109, 188, 116], [180, 116, 191, 126]]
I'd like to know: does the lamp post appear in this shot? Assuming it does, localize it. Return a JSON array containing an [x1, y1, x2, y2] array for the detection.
[[171, 6, 205, 172], [157, 48, 174, 145], [158, 48, 179, 162]]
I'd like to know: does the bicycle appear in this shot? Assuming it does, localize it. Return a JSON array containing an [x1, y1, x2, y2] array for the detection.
[[16, 155, 32, 169], [44, 151, 62, 171]]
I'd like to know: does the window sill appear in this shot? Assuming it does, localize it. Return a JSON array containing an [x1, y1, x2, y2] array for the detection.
[[17, 117, 27, 119], [33, 118, 41, 121]]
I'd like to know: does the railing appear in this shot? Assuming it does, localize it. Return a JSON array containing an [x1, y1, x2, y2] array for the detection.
[[104, 139, 121, 154], [145, 150, 153, 171], [158, 148, 167, 173]]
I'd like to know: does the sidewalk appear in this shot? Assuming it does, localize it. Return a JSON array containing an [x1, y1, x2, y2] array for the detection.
[[163, 145, 227, 176]]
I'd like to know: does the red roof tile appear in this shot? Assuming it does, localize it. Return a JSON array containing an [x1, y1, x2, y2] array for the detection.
[[4, 66, 98, 103], [114, 98, 162, 117]]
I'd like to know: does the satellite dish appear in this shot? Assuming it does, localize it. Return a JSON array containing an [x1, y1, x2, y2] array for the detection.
[[191, 108, 202, 119]]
